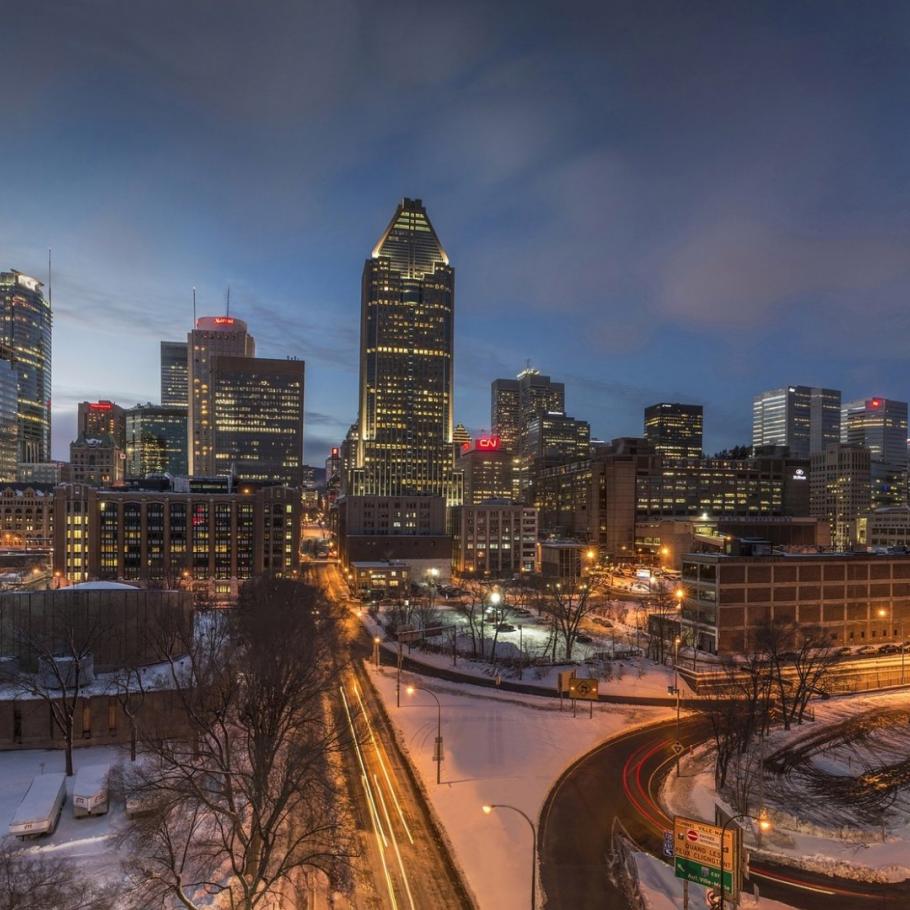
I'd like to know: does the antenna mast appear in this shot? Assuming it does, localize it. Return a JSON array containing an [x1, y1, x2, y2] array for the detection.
[[47, 249, 52, 309], [192, 287, 197, 326]]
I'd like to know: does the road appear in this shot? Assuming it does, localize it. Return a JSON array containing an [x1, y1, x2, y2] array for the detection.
[[539, 716, 910, 909], [316, 561, 475, 910]]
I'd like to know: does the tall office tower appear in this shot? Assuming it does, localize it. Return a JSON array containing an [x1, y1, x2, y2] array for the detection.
[[491, 378, 520, 449], [644, 402, 703, 460], [187, 316, 255, 475], [78, 400, 126, 450], [160, 341, 189, 407], [752, 386, 841, 458], [842, 397, 908, 466], [458, 436, 515, 504], [492, 369, 566, 453], [352, 198, 456, 501], [0, 362, 18, 481], [842, 397, 909, 508], [0, 271, 52, 462], [520, 411, 590, 500], [211, 356, 304, 486], [125, 404, 188, 477], [810, 443, 871, 550]]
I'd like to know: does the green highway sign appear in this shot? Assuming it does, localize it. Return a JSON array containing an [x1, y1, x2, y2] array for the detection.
[[674, 856, 734, 891]]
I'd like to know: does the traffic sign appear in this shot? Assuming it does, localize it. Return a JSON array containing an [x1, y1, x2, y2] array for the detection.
[[672, 740, 684, 755], [673, 815, 738, 896], [662, 830, 674, 858], [568, 678, 599, 701]]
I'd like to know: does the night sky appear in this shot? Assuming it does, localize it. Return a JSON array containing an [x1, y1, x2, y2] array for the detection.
[[4, 1, 910, 463]]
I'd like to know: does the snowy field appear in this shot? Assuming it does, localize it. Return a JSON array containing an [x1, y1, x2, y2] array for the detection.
[[363, 607, 684, 700], [662, 689, 910, 884], [0, 745, 129, 884], [366, 661, 673, 910]]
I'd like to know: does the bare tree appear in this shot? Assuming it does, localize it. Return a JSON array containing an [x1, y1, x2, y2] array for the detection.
[[0, 841, 116, 909], [111, 665, 147, 763], [452, 583, 484, 657], [13, 601, 106, 777], [120, 576, 354, 910], [542, 577, 604, 661], [755, 619, 838, 730]]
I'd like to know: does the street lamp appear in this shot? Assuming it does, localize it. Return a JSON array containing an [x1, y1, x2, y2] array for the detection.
[[483, 589, 502, 659], [372, 636, 381, 667], [482, 803, 537, 909], [719, 811, 770, 910], [671, 635, 682, 776], [878, 607, 905, 684], [407, 684, 443, 784]]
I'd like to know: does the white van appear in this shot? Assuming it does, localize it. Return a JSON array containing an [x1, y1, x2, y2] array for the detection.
[[73, 763, 110, 818], [9, 772, 66, 837]]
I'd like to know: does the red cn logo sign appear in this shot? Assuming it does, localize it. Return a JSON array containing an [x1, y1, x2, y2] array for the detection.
[[476, 436, 501, 450]]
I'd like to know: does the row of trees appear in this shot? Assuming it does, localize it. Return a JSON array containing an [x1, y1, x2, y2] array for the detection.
[[698, 619, 840, 812]]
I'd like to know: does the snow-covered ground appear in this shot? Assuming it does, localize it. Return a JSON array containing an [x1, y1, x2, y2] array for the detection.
[[0, 745, 129, 883], [363, 607, 685, 699], [635, 851, 796, 910], [366, 661, 673, 910], [661, 689, 910, 884]]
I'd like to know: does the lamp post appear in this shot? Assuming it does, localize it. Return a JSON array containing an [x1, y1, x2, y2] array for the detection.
[[482, 803, 537, 909], [372, 636, 381, 667], [483, 589, 501, 660], [719, 811, 770, 910], [672, 635, 682, 776], [407, 684, 443, 784], [878, 607, 905, 685], [518, 624, 524, 680]]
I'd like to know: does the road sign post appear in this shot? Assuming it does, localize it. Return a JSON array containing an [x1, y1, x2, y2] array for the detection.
[[568, 677, 598, 718], [673, 816, 738, 898]]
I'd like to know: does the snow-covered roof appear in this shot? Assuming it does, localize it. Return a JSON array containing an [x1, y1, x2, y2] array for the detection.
[[69, 581, 139, 591]]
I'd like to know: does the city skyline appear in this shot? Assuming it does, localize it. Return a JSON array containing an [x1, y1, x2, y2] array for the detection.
[[7, 3, 910, 464]]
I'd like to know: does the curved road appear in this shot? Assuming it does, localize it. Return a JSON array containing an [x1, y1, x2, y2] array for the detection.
[[539, 716, 910, 909]]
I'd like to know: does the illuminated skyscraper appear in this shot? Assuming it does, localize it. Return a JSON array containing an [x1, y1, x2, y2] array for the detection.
[[644, 402, 703, 460], [0, 271, 52, 463], [211, 355, 305, 486], [492, 369, 565, 453], [160, 341, 189, 407], [352, 198, 457, 501], [752, 386, 840, 458], [78, 400, 126, 450], [187, 316, 255, 475]]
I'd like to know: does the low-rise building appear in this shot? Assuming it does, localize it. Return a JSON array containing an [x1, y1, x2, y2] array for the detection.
[[53, 482, 300, 600], [0, 483, 55, 549], [537, 539, 586, 580], [451, 500, 537, 577], [680, 550, 910, 655], [857, 506, 910, 549], [69, 435, 125, 487], [349, 561, 410, 597], [336, 494, 451, 581]]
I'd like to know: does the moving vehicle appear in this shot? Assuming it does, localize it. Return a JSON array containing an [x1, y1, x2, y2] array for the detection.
[[73, 763, 110, 818], [9, 773, 66, 838]]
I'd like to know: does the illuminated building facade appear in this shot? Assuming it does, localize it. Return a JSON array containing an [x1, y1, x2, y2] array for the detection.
[[491, 369, 566, 454], [125, 404, 188, 477], [352, 198, 457, 502], [519, 410, 590, 500], [0, 483, 54, 548], [0, 271, 52, 463], [53, 482, 299, 596], [160, 340, 189, 407], [187, 316, 255, 475], [842, 397, 908, 509], [752, 386, 841, 458], [451, 500, 537, 576], [458, 436, 517, 504], [78, 400, 125, 450], [0, 362, 18, 482], [211, 355, 305, 486], [810, 443, 871, 550], [644, 402, 703, 461]]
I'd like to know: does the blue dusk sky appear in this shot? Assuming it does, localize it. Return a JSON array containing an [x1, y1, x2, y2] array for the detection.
[[4, 1, 910, 462]]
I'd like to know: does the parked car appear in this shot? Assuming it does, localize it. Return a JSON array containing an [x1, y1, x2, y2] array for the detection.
[[496, 623, 516, 633], [9, 773, 66, 838], [855, 645, 878, 656], [575, 633, 593, 644], [877, 644, 902, 655], [592, 617, 613, 628], [73, 763, 110, 818]]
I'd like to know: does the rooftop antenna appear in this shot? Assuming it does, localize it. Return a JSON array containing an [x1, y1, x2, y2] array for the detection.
[[47, 249, 52, 309], [192, 287, 197, 326], [226, 285, 231, 317]]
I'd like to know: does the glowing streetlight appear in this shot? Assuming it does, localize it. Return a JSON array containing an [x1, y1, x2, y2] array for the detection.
[[481, 804, 537, 909], [407, 685, 443, 784]]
